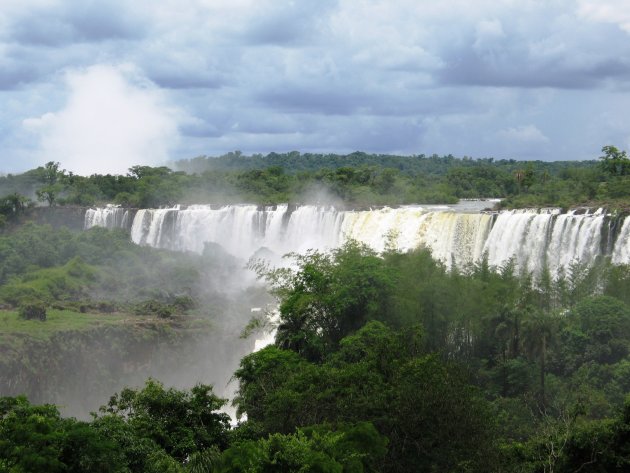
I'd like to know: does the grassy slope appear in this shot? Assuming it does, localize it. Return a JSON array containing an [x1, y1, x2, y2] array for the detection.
[[0, 309, 213, 346], [0, 310, 124, 340]]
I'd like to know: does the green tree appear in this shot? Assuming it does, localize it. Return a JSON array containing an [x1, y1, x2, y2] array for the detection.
[[0, 192, 31, 220], [521, 309, 560, 408], [36, 183, 64, 206], [0, 396, 124, 473], [216, 423, 386, 473], [570, 296, 630, 366], [234, 322, 497, 473], [599, 145, 630, 176], [254, 241, 396, 361], [560, 397, 630, 472], [98, 379, 230, 462], [0, 396, 66, 472], [33, 161, 66, 206]]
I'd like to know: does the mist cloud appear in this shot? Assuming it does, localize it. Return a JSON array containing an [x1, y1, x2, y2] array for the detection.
[[22, 64, 180, 175]]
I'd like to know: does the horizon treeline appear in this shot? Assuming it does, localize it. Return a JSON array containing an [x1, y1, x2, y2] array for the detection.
[[1, 147, 630, 225]]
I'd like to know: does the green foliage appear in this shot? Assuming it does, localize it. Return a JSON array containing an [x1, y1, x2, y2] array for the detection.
[[507, 398, 630, 473], [235, 322, 497, 472], [31, 162, 66, 207], [0, 383, 230, 472], [1, 239, 630, 471], [0, 396, 125, 473], [255, 241, 396, 360], [2, 147, 629, 208], [36, 183, 64, 206], [186, 447, 221, 473], [4, 150, 630, 472], [242, 241, 630, 470], [0, 224, 232, 312], [0, 192, 31, 222], [549, 296, 630, 402], [447, 165, 514, 198], [0, 257, 97, 306], [18, 301, 47, 321], [133, 299, 175, 318], [216, 423, 386, 473], [97, 379, 230, 462], [599, 145, 630, 177], [0, 396, 66, 472]]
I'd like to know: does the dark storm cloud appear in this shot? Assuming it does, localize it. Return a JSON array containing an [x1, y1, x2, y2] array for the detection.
[[229, 115, 305, 136], [333, 117, 427, 152], [255, 82, 484, 119], [439, 49, 630, 90], [4, 0, 630, 173], [241, 0, 337, 46], [0, 41, 102, 89], [245, 19, 311, 46], [180, 122, 224, 138], [256, 87, 369, 115], [150, 73, 225, 90], [0, 64, 41, 90], [175, 112, 429, 160], [436, 11, 630, 90], [8, 2, 145, 46]]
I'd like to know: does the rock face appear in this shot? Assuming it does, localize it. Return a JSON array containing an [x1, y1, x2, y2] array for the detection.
[[0, 318, 253, 419], [18, 206, 88, 230]]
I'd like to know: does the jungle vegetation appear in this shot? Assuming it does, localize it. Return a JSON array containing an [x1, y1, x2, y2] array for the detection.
[[1, 146, 629, 217], [2, 231, 630, 471], [3, 147, 630, 471]]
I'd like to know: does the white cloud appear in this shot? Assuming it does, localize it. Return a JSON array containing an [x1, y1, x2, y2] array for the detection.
[[474, 19, 505, 50], [22, 64, 180, 175], [578, 0, 630, 33], [497, 125, 549, 143]]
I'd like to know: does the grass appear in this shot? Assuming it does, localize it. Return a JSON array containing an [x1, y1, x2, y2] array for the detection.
[[0, 309, 213, 345], [0, 309, 128, 342]]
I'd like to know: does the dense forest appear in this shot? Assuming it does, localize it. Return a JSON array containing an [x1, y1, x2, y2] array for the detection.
[[1, 146, 630, 217], [3, 148, 630, 471], [3, 237, 630, 471]]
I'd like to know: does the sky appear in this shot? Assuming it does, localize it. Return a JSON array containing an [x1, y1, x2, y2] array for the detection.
[[1, 0, 630, 174]]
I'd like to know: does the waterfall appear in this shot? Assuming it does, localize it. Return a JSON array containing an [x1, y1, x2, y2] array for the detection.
[[612, 216, 630, 264], [89, 204, 493, 267], [126, 205, 345, 256], [85, 204, 629, 275], [483, 209, 556, 274], [84, 205, 129, 230], [340, 208, 493, 267], [483, 208, 607, 277], [545, 209, 606, 276]]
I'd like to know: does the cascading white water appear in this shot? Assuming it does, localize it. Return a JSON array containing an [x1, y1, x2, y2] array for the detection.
[[340, 208, 493, 267], [484, 208, 606, 277], [546, 209, 606, 276], [84, 205, 129, 230], [127, 205, 334, 256], [612, 216, 630, 264], [85, 204, 628, 275], [484, 209, 557, 274], [103, 205, 494, 268]]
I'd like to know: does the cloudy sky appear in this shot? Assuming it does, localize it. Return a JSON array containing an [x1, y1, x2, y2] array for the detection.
[[1, 0, 630, 174]]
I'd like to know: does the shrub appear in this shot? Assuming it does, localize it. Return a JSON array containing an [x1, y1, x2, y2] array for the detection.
[[18, 301, 47, 321], [133, 299, 173, 318], [172, 295, 196, 312]]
